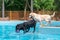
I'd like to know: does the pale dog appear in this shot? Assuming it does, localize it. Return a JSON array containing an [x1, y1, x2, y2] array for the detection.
[[29, 12, 55, 27]]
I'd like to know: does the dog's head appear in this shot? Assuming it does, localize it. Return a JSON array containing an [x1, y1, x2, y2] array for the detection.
[[16, 23, 26, 33], [29, 13, 36, 18], [16, 24, 20, 33]]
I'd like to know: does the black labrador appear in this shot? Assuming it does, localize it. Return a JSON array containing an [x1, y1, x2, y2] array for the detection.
[[16, 18, 36, 33]]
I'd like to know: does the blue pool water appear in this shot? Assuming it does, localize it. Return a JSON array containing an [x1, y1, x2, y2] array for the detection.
[[0, 21, 60, 40]]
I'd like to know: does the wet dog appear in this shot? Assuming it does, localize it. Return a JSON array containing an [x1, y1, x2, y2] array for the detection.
[[16, 18, 36, 33], [29, 12, 55, 27]]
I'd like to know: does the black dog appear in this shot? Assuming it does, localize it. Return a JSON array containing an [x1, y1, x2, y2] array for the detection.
[[16, 18, 36, 33]]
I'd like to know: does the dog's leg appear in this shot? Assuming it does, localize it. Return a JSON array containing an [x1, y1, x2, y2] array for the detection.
[[39, 21, 42, 27], [45, 18, 51, 25], [23, 27, 27, 33], [28, 27, 30, 32], [26, 27, 30, 32], [45, 20, 51, 26], [48, 21, 51, 26], [24, 27, 30, 33], [40, 22, 43, 27], [33, 26, 35, 33], [24, 30, 26, 33]]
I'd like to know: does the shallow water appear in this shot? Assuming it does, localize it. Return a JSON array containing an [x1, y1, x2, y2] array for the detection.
[[0, 21, 60, 40]]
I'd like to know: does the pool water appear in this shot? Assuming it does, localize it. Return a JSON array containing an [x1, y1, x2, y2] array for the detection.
[[0, 21, 60, 40]]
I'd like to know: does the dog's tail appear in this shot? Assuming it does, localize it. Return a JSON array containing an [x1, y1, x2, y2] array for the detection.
[[51, 12, 55, 17]]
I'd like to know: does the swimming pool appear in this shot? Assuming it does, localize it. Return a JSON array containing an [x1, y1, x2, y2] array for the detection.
[[0, 20, 60, 40]]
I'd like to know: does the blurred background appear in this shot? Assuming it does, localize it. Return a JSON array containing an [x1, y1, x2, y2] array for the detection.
[[0, 0, 60, 20]]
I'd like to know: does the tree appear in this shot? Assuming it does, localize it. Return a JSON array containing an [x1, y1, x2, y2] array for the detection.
[[5, 0, 25, 11], [4, 0, 60, 11], [0, 0, 2, 11], [34, 0, 55, 11], [54, 0, 60, 11]]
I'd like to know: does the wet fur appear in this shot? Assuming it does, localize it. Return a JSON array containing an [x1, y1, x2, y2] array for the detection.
[[16, 19, 36, 33]]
